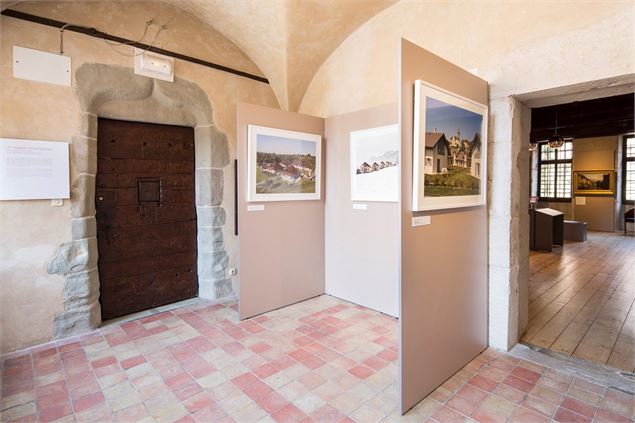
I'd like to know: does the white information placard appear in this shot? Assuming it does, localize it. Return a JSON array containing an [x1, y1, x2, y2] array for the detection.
[[0, 138, 70, 200], [575, 196, 587, 206], [13, 46, 71, 87]]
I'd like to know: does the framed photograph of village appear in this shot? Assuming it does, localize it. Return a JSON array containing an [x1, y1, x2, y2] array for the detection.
[[350, 124, 399, 202], [247, 125, 321, 202], [412, 80, 488, 211], [573, 170, 615, 195]]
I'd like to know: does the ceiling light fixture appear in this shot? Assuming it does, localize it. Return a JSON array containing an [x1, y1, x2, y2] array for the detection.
[[548, 105, 565, 149]]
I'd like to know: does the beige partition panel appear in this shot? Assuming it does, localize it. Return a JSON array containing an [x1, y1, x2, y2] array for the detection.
[[324, 103, 399, 317], [574, 197, 616, 231], [237, 103, 325, 319], [399, 39, 488, 413], [573, 138, 617, 232]]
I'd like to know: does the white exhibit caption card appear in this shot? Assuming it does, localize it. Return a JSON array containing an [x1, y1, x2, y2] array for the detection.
[[352, 203, 367, 210], [412, 215, 431, 227], [247, 204, 265, 212], [0, 138, 70, 200]]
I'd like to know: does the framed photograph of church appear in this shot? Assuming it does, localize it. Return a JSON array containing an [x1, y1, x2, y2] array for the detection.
[[247, 125, 321, 202], [412, 80, 488, 211]]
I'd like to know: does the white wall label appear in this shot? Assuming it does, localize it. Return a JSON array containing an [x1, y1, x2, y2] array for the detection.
[[247, 204, 265, 212], [0, 138, 70, 200], [13, 46, 71, 86], [412, 215, 431, 227], [352, 203, 367, 210], [575, 196, 586, 205]]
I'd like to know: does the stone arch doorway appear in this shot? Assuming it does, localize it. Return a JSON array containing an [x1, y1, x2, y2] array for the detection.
[[48, 63, 232, 338]]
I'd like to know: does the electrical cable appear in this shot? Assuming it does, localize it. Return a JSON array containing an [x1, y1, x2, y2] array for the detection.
[[59, 23, 71, 54], [104, 15, 176, 57], [105, 23, 168, 57], [103, 19, 154, 47], [2, 8, 269, 84], [57, 17, 172, 57]]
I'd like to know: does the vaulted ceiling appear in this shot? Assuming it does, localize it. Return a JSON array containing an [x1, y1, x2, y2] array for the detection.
[[159, 0, 398, 111], [2, 0, 397, 111]]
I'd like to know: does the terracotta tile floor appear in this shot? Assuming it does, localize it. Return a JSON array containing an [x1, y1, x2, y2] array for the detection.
[[2, 295, 634, 422], [523, 231, 635, 372]]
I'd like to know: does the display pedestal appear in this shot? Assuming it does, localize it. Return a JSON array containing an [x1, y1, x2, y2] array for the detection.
[[530, 208, 564, 252]]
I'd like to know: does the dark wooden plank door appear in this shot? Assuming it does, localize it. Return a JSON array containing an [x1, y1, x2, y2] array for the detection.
[[96, 118, 197, 320]]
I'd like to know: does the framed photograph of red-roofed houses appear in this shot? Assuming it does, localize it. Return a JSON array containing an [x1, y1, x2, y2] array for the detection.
[[247, 124, 322, 202], [413, 80, 488, 211]]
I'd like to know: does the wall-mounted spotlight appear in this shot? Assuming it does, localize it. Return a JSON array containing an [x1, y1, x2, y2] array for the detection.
[[134, 48, 174, 82]]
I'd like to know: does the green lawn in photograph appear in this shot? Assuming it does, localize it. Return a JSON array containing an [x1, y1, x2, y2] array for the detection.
[[424, 168, 480, 197], [256, 167, 315, 194]]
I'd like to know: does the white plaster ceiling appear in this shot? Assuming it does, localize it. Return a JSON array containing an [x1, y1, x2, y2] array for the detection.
[[2, 0, 397, 110], [158, 0, 398, 111]]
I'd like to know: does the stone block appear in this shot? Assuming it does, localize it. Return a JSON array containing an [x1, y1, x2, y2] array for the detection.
[[196, 206, 226, 227], [71, 175, 96, 218], [488, 264, 514, 350], [99, 96, 198, 128], [197, 227, 224, 252], [199, 278, 234, 300], [196, 169, 223, 206], [71, 217, 97, 240], [54, 301, 101, 339], [155, 77, 214, 125], [488, 214, 511, 268], [76, 64, 153, 112], [80, 113, 98, 139], [198, 250, 228, 280], [63, 268, 99, 308], [195, 126, 230, 168], [48, 238, 98, 276], [214, 278, 233, 299], [488, 141, 512, 217], [489, 98, 514, 142], [70, 137, 97, 175]]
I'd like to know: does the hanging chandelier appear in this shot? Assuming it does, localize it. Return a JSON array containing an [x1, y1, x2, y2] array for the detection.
[[548, 106, 565, 149]]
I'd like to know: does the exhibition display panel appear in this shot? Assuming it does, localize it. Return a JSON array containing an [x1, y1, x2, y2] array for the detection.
[[236, 39, 489, 415]]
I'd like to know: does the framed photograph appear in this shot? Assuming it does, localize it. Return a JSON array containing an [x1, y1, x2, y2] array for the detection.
[[413, 80, 488, 211], [350, 124, 399, 202], [574, 170, 615, 195], [247, 125, 321, 202]]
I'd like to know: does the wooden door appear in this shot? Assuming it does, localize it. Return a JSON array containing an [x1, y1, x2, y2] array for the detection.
[[96, 118, 197, 320]]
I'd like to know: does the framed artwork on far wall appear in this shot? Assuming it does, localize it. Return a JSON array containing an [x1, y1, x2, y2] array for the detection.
[[574, 170, 616, 195], [350, 124, 399, 202], [247, 125, 321, 202], [413, 80, 488, 211]]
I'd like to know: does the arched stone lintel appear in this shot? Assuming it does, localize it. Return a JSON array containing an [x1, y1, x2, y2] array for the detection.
[[49, 63, 231, 339]]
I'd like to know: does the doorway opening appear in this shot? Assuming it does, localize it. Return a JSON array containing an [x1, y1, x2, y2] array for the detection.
[[518, 88, 635, 375], [48, 63, 231, 339], [96, 119, 198, 320]]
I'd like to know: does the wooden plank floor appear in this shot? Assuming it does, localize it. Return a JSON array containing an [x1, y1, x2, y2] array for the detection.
[[522, 231, 635, 373]]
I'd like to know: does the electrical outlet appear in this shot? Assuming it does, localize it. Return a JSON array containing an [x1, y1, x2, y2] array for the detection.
[[228, 268, 237, 277]]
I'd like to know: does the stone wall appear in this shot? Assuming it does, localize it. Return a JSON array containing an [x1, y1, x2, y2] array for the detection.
[[43, 63, 235, 338], [0, 1, 278, 353]]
